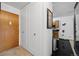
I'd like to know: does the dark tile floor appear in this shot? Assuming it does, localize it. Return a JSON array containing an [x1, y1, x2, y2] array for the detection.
[[52, 39, 74, 56], [74, 41, 79, 56]]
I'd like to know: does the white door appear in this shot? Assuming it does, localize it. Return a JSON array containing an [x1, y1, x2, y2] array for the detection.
[[26, 3, 43, 56]]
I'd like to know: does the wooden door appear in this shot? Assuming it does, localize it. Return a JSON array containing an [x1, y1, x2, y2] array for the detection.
[[0, 10, 19, 52]]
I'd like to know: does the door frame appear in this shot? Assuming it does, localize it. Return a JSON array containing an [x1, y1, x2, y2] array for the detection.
[[74, 2, 79, 48]]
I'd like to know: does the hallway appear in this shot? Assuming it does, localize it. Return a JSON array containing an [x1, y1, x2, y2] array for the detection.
[[0, 2, 79, 56]]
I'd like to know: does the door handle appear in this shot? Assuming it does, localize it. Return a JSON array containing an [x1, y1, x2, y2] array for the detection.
[[34, 33, 36, 36]]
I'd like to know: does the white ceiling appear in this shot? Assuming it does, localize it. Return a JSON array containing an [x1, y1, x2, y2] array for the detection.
[[4, 2, 76, 17], [53, 2, 76, 17], [4, 2, 30, 10]]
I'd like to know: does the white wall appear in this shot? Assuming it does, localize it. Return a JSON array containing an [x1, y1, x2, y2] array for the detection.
[[42, 2, 53, 55], [53, 15, 74, 40], [20, 6, 27, 49], [20, 2, 53, 56]]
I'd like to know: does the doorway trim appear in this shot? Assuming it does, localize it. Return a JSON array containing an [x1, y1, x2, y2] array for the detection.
[[74, 2, 79, 48]]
